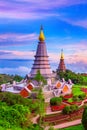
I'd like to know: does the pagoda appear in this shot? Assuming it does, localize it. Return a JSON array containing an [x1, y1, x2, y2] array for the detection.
[[30, 26, 52, 79], [58, 50, 66, 72]]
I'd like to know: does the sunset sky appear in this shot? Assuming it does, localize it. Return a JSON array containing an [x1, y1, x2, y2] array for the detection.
[[0, 0, 87, 75]]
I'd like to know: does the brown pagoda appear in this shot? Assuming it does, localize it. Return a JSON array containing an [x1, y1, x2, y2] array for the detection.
[[30, 26, 52, 78], [58, 50, 66, 72]]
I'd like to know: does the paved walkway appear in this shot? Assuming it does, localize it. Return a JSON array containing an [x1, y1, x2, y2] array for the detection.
[[45, 119, 81, 130], [31, 114, 39, 124], [79, 99, 87, 107]]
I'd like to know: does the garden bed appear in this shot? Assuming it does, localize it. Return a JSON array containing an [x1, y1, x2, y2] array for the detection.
[[63, 100, 82, 106], [81, 88, 87, 94], [43, 107, 84, 125], [51, 103, 66, 111], [63, 94, 73, 99]]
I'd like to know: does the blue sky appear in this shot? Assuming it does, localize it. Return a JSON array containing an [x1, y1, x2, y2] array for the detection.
[[0, 0, 87, 74]]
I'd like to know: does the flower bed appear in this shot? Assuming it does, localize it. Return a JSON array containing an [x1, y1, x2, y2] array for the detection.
[[63, 94, 73, 99], [81, 88, 87, 93], [43, 107, 84, 125], [70, 101, 82, 106], [51, 104, 66, 111], [63, 100, 82, 106]]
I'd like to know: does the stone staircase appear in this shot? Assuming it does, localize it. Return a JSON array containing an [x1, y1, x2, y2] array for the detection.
[[43, 90, 54, 102]]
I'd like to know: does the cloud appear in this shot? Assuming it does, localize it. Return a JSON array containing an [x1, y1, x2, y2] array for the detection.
[[49, 51, 87, 66], [0, 33, 38, 46], [60, 18, 87, 29], [1, 39, 87, 62], [0, 0, 86, 20], [0, 66, 30, 76], [48, 38, 87, 52], [67, 62, 87, 73], [0, 50, 34, 59], [0, 51, 12, 55], [72, 19, 87, 29]]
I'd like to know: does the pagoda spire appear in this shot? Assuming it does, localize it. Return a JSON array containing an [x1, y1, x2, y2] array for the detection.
[[30, 26, 52, 79], [57, 50, 66, 72], [61, 49, 64, 60], [39, 25, 45, 41]]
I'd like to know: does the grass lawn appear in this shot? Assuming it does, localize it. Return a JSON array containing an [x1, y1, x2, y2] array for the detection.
[[59, 124, 84, 130], [72, 85, 85, 96], [68, 98, 73, 103]]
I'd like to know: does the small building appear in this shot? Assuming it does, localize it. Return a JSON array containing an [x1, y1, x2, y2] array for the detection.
[[1, 81, 35, 97], [54, 80, 72, 96], [43, 79, 73, 102]]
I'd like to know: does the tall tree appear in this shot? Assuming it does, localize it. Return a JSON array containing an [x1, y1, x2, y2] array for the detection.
[[82, 106, 87, 130], [34, 70, 47, 86]]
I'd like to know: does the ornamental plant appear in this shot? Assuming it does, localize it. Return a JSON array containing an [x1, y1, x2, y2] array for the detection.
[[50, 97, 62, 106]]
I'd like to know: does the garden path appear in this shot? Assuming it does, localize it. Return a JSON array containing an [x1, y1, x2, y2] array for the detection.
[[79, 99, 87, 107], [45, 119, 81, 130]]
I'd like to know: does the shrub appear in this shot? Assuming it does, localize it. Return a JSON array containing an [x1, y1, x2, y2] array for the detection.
[[78, 93, 86, 100], [0, 102, 30, 128], [50, 97, 62, 106], [70, 104, 78, 112], [73, 95, 80, 102], [73, 93, 86, 102], [62, 105, 78, 114], [13, 75, 23, 82], [62, 105, 71, 114], [30, 102, 39, 112], [0, 92, 32, 107]]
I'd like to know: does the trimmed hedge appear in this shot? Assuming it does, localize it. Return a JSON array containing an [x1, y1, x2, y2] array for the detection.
[[62, 104, 78, 114], [50, 97, 62, 106]]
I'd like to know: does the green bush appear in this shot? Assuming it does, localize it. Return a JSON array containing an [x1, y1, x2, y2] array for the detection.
[[62, 105, 71, 114], [50, 97, 62, 106], [13, 75, 23, 82], [78, 93, 86, 100], [0, 92, 32, 107], [30, 102, 39, 112], [0, 102, 30, 128], [70, 105, 78, 112], [73, 95, 80, 102], [73, 93, 86, 102], [62, 105, 78, 114], [82, 106, 87, 130]]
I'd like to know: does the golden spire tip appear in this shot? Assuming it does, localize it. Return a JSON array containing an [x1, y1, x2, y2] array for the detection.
[[61, 49, 64, 59], [39, 25, 45, 42]]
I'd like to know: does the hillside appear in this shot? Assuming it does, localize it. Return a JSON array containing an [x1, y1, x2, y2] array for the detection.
[[0, 74, 23, 85]]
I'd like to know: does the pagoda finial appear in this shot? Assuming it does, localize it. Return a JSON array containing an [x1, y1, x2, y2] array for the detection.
[[39, 25, 45, 41], [40, 25, 43, 30], [61, 49, 64, 59]]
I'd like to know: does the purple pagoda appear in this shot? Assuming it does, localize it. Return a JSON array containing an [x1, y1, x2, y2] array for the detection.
[[30, 26, 52, 79]]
